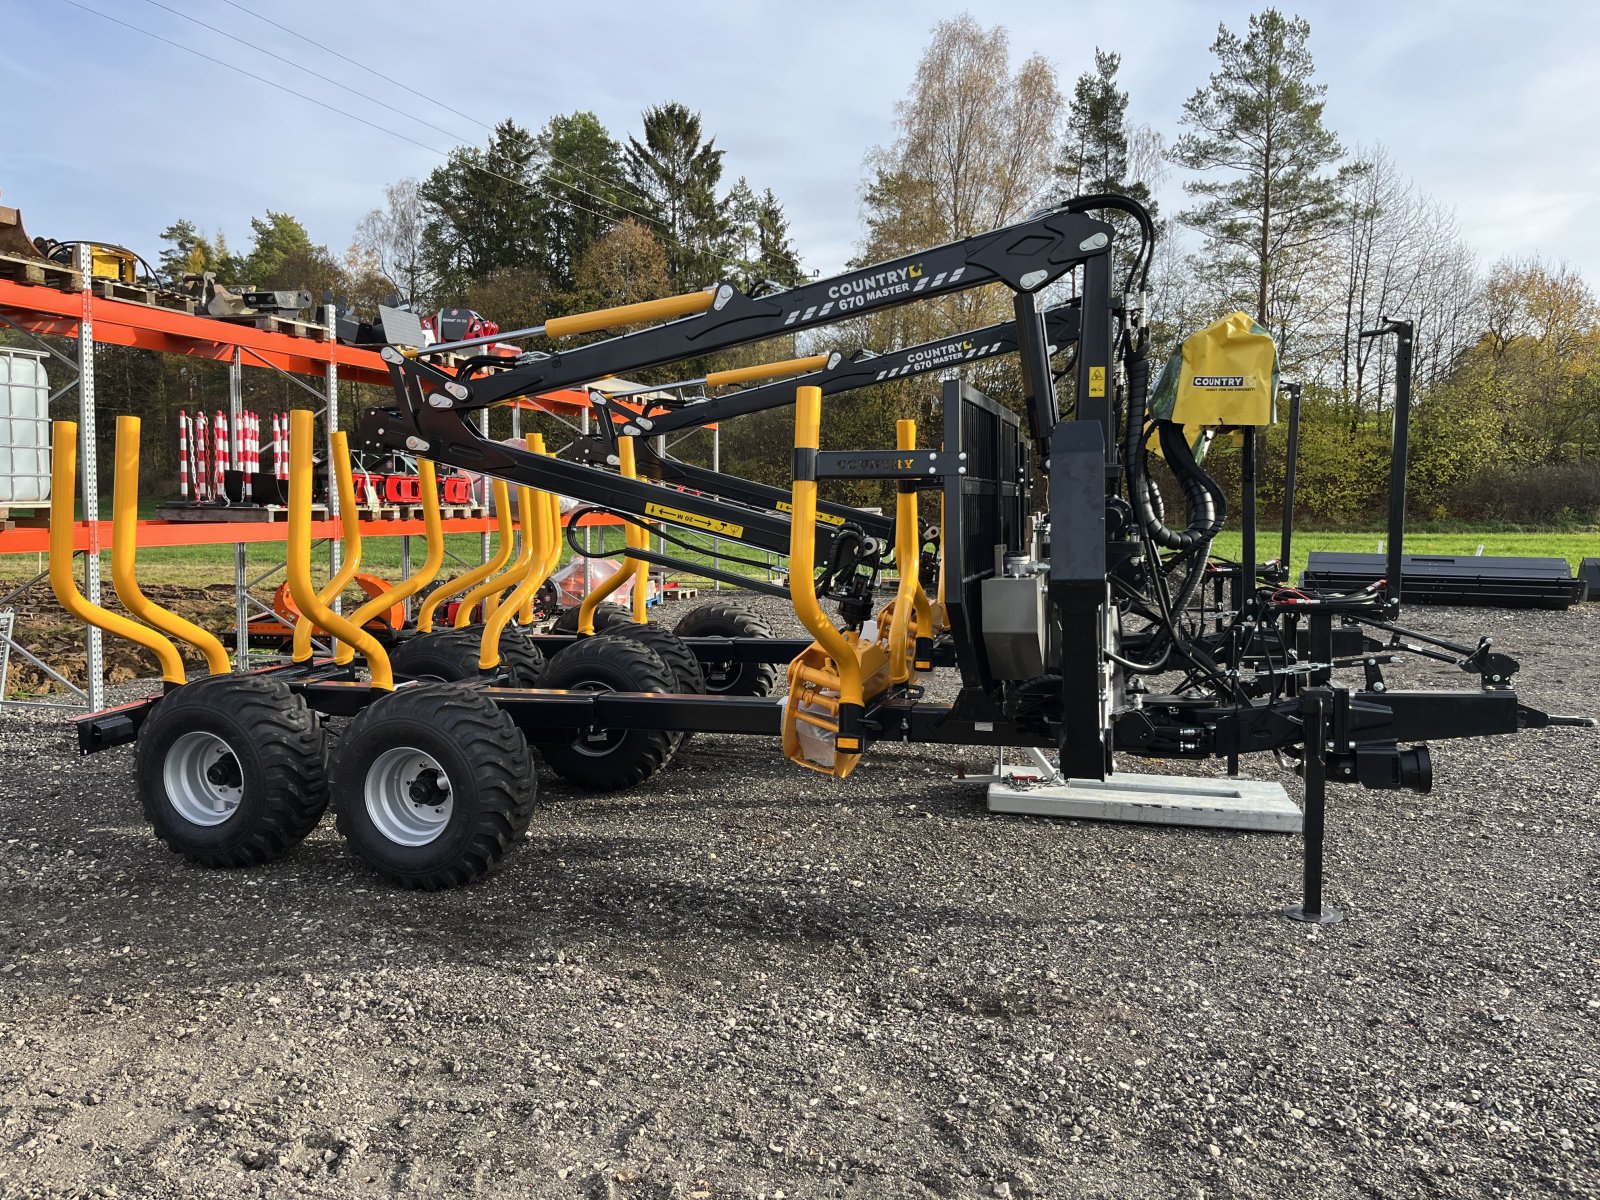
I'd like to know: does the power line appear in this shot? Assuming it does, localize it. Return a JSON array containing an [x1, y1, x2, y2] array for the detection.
[[135, 0, 673, 244], [59, 0, 749, 278], [213, 0, 669, 221]]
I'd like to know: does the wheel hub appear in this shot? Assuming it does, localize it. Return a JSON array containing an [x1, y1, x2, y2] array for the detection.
[[365, 746, 454, 847], [163, 731, 245, 827]]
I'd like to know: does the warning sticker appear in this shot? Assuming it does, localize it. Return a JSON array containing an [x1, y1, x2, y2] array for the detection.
[[777, 500, 846, 526], [644, 502, 744, 539], [1088, 366, 1107, 397]]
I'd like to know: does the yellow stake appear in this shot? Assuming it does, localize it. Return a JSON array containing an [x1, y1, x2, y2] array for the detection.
[[285, 410, 392, 689], [111, 416, 230, 676], [48, 421, 186, 686]]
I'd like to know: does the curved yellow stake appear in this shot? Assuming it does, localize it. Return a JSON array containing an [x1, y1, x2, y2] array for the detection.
[[291, 431, 363, 663], [888, 418, 922, 684], [480, 440, 561, 671], [576, 436, 649, 633], [112, 416, 230, 676], [48, 421, 187, 687], [285, 410, 392, 689], [453, 486, 538, 629], [333, 458, 444, 666], [415, 478, 513, 632], [787, 388, 863, 712]]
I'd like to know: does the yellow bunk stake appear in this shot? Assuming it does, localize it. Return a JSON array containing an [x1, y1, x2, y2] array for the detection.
[[576, 435, 649, 633], [453, 486, 539, 630], [111, 415, 232, 677], [48, 420, 187, 688], [780, 387, 892, 779], [415, 479, 513, 632], [290, 430, 364, 664], [332, 459, 445, 666], [285, 410, 392, 690], [479, 437, 561, 673]]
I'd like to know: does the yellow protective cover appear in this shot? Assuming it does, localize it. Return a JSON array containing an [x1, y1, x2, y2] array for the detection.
[[1170, 312, 1276, 427]]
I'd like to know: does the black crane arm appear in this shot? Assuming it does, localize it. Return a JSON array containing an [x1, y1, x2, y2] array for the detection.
[[622, 300, 1085, 438], [396, 206, 1114, 411]]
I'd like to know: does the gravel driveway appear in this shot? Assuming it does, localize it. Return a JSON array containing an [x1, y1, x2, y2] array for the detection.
[[1, 598, 1597, 1199]]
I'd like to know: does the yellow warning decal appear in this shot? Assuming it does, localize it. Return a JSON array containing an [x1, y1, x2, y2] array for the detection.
[[1088, 366, 1107, 397], [777, 500, 846, 526], [644, 502, 744, 538]]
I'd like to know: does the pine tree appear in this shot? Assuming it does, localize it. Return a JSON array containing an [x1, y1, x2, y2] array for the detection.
[[532, 111, 629, 292], [1171, 10, 1351, 341], [1058, 49, 1155, 213], [625, 103, 731, 289], [419, 119, 543, 301]]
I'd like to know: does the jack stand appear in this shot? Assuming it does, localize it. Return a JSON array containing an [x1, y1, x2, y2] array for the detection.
[[1285, 688, 1343, 924]]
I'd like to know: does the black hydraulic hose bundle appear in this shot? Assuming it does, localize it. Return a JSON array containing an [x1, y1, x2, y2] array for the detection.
[[1123, 354, 1226, 551]]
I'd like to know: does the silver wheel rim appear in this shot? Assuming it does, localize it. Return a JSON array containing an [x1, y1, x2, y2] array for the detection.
[[364, 745, 454, 847], [163, 731, 245, 827]]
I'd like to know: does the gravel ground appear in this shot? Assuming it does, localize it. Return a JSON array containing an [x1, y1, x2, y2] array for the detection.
[[1, 595, 1597, 1199]]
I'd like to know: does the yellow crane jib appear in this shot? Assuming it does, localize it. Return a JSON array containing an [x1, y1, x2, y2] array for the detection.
[[577, 435, 649, 634], [414, 478, 514, 632], [48, 420, 189, 689], [479, 436, 561, 673], [333, 457, 445, 667], [112, 415, 231, 677], [290, 430, 364, 663], [285, 410, 393, 690]]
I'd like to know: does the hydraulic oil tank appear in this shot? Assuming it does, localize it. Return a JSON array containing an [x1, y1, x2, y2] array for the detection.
[[0, 347, 50, 506]]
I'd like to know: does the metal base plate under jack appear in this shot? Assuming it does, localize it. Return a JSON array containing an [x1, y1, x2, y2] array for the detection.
[[985, 755, 1301, 833]]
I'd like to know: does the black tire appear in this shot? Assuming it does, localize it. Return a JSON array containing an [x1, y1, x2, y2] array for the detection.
[[135, 674, 329, 868], [551, 604, 633, 635], [330, 683, 536, 889], [673, 599, 782, 697], [389, 625, 544, 686], [537, 636, 678, 792], [595, 622, 706, 750]]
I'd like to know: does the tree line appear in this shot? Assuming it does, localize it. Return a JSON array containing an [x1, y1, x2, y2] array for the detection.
[[29, 15, 1600, 527]]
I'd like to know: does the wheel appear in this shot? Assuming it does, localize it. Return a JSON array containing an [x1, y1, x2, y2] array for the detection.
[[389, 626, 544, 685], [551, 603, 633, 634], [330, 683, 537, 889], [537, 636, 678, 792], [135, 675, 329, 868], [673, 599, 781, 697], [595, 622, 706, 750]]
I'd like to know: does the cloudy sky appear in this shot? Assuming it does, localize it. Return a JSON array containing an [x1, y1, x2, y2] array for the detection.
[[6, 0, 1599, 288]]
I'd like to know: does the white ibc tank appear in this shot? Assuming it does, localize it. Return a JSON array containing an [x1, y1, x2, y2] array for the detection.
[[0, 348, 51, 505]]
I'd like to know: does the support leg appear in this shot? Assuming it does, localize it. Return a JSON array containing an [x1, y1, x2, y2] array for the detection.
[[1285, 687, 1342, 924]]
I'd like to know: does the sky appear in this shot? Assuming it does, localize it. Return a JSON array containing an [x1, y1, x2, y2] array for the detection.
[[5, 0, 1600, 291]]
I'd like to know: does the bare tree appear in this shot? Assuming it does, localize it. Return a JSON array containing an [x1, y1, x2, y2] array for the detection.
[[354, 178, 430, 308]]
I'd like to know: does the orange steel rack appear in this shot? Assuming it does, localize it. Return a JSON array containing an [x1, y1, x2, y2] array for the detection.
[[0, 268, 600, 709]]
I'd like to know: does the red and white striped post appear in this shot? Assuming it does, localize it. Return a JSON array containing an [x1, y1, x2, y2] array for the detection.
[[178, 410, 190, 499], [194, 412, 209, 502], [213, 409, 226, 500]]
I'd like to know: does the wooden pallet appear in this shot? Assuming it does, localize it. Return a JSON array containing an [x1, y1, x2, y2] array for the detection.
[[350, 504, 403, 522], [212, 312, 330, 340], [661, 586, 701, 602], [154, 503, 324, 523], [0, 252, 81, 290], [91, 278, 197, 314]]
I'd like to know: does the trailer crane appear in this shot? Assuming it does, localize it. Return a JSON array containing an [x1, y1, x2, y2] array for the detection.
[[60, 194, 1590, 902]]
